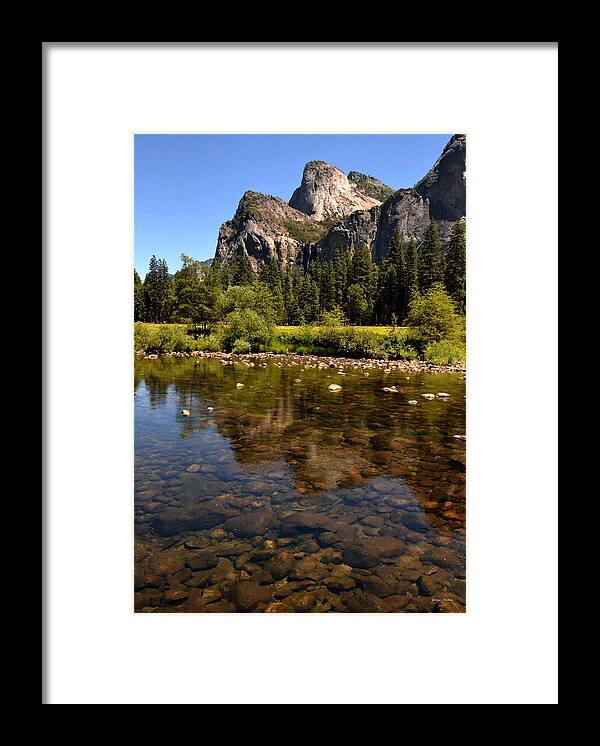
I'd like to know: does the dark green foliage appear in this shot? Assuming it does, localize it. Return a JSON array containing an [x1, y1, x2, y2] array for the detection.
[[347, 283, 369, 324], [445, 219, 466, 313], [172, 255, 222, 334], [375, 233, 410, 324], [418, 220, 445, 293], [258, 260, 286, 323], [406, 238, 419, 302], [229, 256, 256, 287], [134, 269, 145, 321], [143, 255, 174, 322]]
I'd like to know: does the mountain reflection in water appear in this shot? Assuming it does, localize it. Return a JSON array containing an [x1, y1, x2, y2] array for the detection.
[[135, 355, 466, 613]]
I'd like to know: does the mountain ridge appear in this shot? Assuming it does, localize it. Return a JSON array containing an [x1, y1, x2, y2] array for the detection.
[[214, 135, 465, 269]]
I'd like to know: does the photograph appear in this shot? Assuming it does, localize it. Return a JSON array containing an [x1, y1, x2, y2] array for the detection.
[[134, 133, 467, 613], [44, 41, 557, 704]]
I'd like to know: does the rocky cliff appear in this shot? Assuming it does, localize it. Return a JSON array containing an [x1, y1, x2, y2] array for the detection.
[[213, 135, 465, 269], [414, 134, 466, 224], [215, 192, 312, 270], [312, 188, 430, 262], [289, 160, 381, 220]]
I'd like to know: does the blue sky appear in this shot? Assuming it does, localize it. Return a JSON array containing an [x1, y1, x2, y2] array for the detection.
[[134, 134, 451, 277]]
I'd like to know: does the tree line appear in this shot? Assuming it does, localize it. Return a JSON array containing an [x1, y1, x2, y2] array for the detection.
[[134, 218, 466, 328]]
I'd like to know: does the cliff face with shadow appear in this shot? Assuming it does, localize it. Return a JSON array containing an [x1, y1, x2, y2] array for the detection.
[[214, 134, 466, 269]]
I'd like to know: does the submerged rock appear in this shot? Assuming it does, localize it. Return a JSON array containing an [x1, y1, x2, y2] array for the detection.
[[180, 409, 191, 416], [227, 581, 273, 612], [186, 552, 219, 571], [324, 572, 356, 591], [153, 502, 239, 536], [434, 598, 465, 613], [284, 591, 318, 612], [265, 551, 295, 580], [342, 545, 379, 569], [265, 601, 293, 613], [328, 383, 343, 392], [421, 547, 462, 571], [162, 589, 189, 605], [223, 509, 275, 538]]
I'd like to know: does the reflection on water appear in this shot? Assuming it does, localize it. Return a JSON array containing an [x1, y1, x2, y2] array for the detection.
[[134, 355, 466, 612]]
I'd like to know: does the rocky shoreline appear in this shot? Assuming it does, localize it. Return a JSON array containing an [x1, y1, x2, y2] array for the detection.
[[135, 349, 466, 375]]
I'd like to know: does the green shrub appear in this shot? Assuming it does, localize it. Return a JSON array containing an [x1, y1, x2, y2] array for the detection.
[[220, 309, 274, 352], [134, 323, 222, 353], [271, 325, 416, 360], [134, 324, 151, 351], [405, 284, 461, 355], [424, 339, 466, 365], [385, 329, 418, 360], [232, 338, 252, 355]]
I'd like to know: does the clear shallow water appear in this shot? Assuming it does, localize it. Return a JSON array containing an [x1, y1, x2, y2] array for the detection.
[[134, 355, 466, 612]]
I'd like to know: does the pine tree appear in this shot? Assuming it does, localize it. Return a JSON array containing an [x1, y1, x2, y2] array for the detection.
[[143, 255, 174, 322], [157, 259, 174, 322], [348, 245, 377, 323], [134, 269, 145, 321], [347, 283, 369, 324], [406, 239, 419, 303], [385, 232, 410, 322], [295, 275, 320, 323], [418, 220, 445, 293], [259, 260, 286, 323], [445, 219, 466, 314], [143, 255, 160, 322], [231, 256, 256, 286], [320, 261, 337, 312], [333, 250, 351, 308], [282, 266, 300, 324]]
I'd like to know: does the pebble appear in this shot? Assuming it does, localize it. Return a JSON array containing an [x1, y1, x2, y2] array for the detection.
[[180, 409, 190, 416], [328, 384, 342, 392], [236, 383, 245, 389], [421, 393, 435, 400], [408, 400, 418, 405]]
